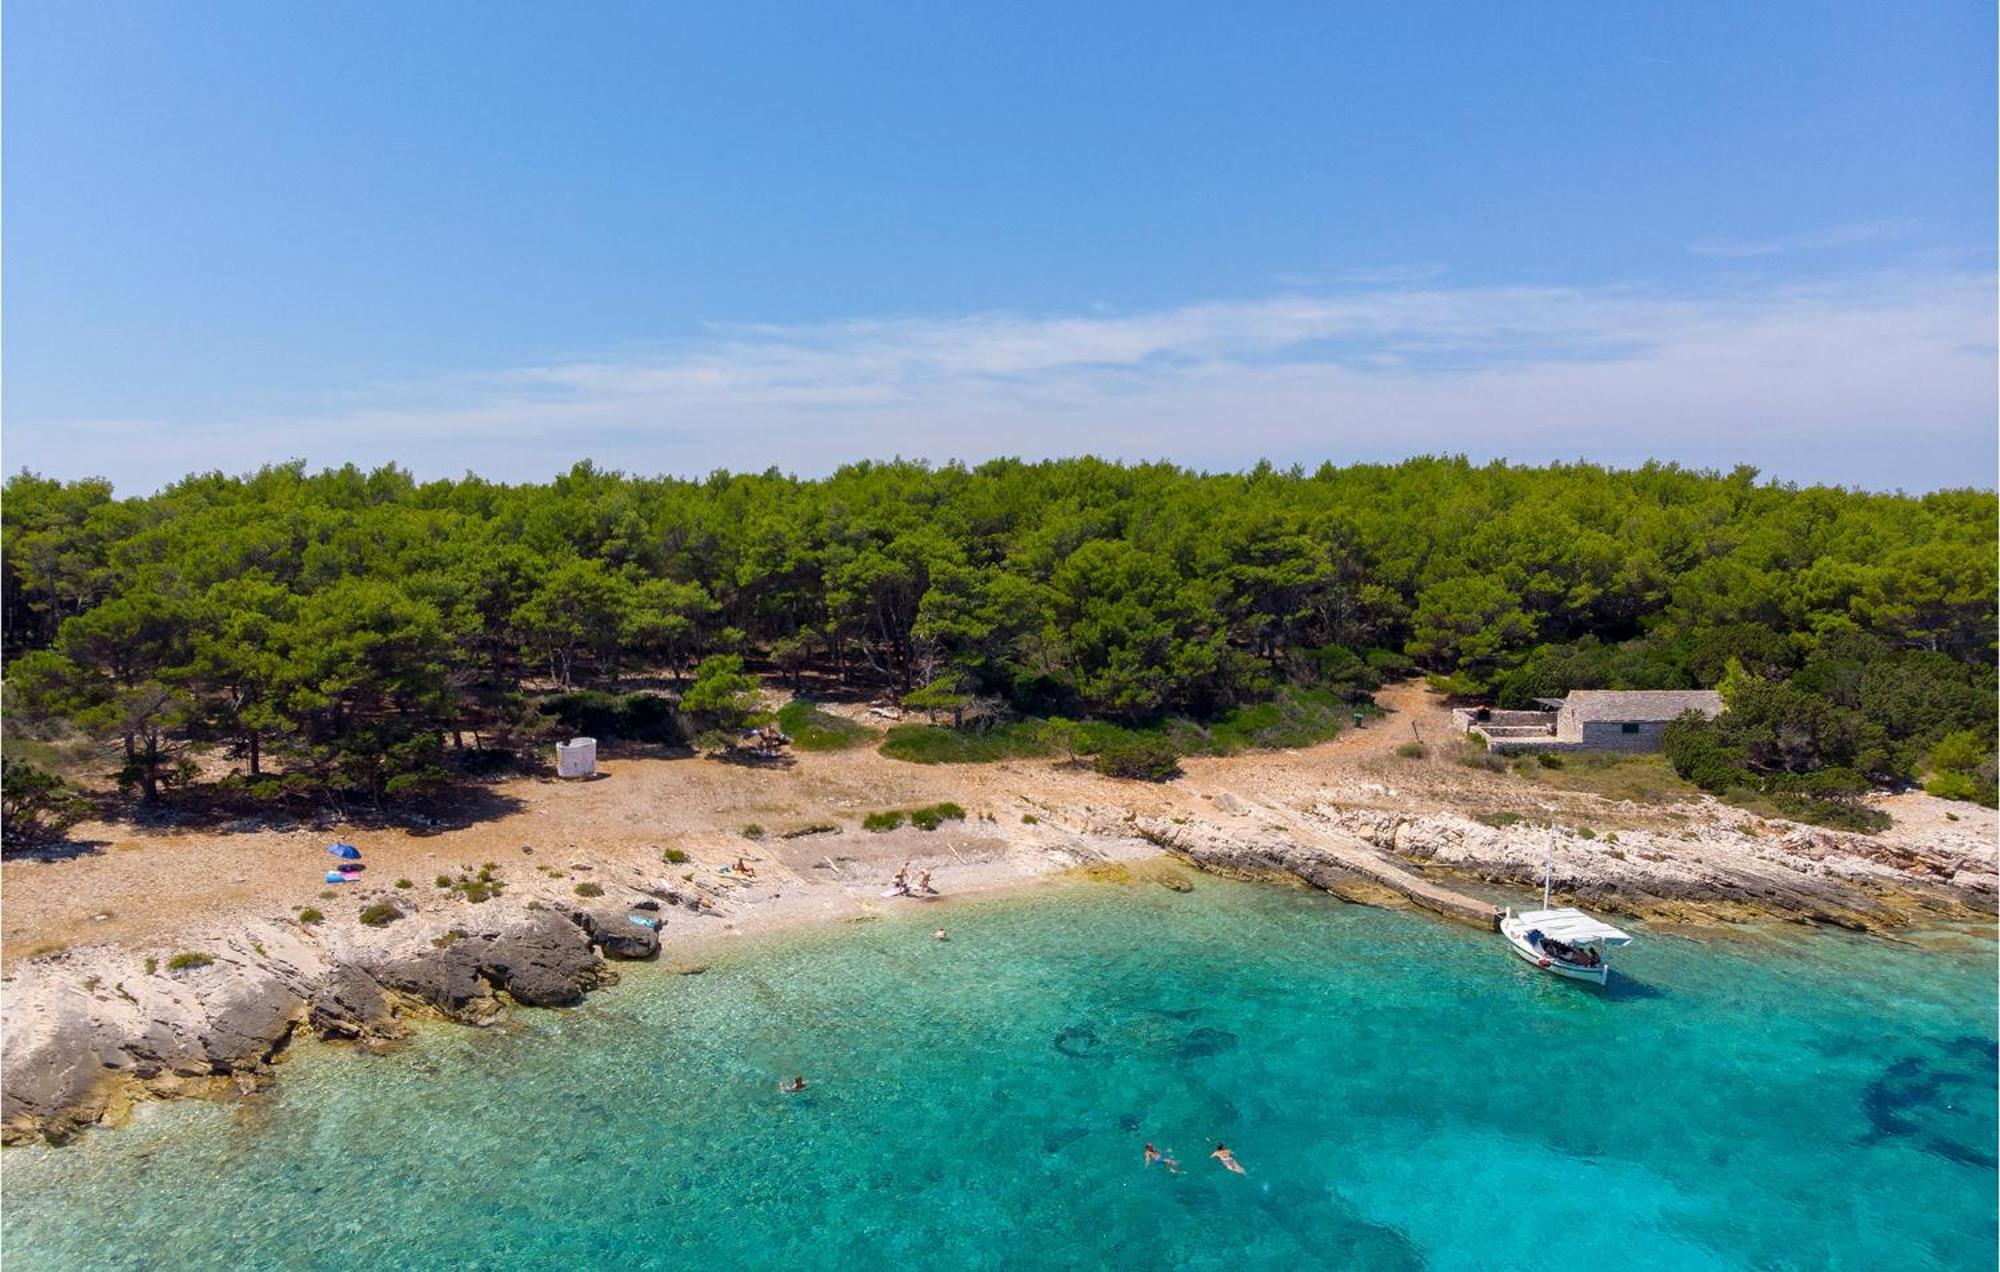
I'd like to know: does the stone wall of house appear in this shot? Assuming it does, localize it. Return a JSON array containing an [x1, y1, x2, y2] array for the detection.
[[1576, 719, 1672, 752]]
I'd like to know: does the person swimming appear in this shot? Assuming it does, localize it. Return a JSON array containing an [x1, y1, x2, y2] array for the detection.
[[1144, 1143, 1180, 1173], [1211, 1144, 1245, 1174], [933, 928, 948, 941], [780, 1075, 807, 1093]]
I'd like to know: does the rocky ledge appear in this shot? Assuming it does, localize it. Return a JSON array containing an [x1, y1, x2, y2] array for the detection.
[[2, 903, 661, 1147], [1139, 794, 1998, 932]]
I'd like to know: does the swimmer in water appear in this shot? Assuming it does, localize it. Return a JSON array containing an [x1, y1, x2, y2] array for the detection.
[[1144, 1143, 1180, 1173], [933, 928, 948, 941], [780, 1075, 807, 1093], [1211, 1144, 1245, 1174]]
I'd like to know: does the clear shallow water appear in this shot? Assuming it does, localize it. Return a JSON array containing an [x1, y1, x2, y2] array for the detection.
[[4, 880, 1994, 1271]]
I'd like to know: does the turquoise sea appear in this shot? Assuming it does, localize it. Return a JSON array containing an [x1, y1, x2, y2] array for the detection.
[[4, 878, 1995, 1270]]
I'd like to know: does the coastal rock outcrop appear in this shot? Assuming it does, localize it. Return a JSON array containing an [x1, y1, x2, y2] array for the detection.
[[573, 909, 662, 960], [3, 910, 613, 1145]]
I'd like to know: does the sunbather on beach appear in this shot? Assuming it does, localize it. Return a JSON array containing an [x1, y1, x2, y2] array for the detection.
[[1211, 1144, 1245, 1174], [734, 857, 755, 877], [917, 869, 934, 894]]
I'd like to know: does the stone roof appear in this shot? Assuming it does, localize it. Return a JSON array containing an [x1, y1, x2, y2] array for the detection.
[[1557, 689, 1724, 722]]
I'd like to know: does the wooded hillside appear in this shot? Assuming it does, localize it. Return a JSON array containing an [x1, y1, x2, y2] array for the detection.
[[4, 456, 1993, 822]]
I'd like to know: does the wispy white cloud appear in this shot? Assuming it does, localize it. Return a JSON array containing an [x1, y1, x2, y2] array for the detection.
[[16, 268, 1995, 493], [1688, 220, 1917, 259]]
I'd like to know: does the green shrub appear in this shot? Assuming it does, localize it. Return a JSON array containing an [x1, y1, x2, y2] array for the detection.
[[880, 722, 1050, 764], [461, 880, 498, 903], [1021, 813, 1039, 824], [1454, 749, 1508, 773], [908, 801, 967, 830], [436, 874, 453, 888], [1535, 752, 1565, 770], [1093, 738, 1182, 782], [1474, 811, 1523, 828], [1575, 826, 1596, 839], [741, 824, 765, 840], [1394, 741, 1428, 760], [862, 810, 905, 832], [167, 951, 214, 971], [662, 847, 690, 864], [776, 701, 875, 751], [143, 957, 158, 974], [395, 878, 414, 889], [297, 907, 325, 925], [574, 881, 605, 898], [358, 903, 402, 927]]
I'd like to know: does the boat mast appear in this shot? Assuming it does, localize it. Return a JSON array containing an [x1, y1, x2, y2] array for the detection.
[[1542, 821, 1554, 910]]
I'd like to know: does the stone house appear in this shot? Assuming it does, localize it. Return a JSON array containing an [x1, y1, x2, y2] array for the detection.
[[1453, 689, 1725, 753]]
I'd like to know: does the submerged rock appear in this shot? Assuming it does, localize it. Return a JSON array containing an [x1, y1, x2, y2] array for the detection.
[[1176, 1027, 1238, 1059], [1053, 1023, 1105, 1059]]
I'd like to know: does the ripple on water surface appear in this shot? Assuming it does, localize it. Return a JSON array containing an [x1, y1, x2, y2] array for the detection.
[[5, 880, 1995, 1270]]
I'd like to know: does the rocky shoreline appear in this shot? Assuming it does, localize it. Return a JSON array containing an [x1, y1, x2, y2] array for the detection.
[[1, 903, 663, 1147], [1143, 797, 1998, 933], [6, 789, 1994, 1148]]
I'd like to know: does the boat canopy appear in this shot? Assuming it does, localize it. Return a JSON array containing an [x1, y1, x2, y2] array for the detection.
[[1518, 908, 1632, 946]]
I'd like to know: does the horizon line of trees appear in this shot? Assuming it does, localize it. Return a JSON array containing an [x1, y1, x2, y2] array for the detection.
[[3, 454, 1993, 826]]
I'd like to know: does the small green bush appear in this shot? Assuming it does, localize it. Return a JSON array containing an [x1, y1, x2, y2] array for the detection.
[[1394, 741, 1428, 760], [166, 952, 214, 971], [1021, 813, 1039, 824], [1454, 749, 1508, 773], [662, 847, 690, 864], [1474, 811, 1524, 828], [741, 824, 765, 840], [1092, 738, 1182, 782], [395, 878, 414, 889], [435, 874, 453, 888], [143, 957, 158, 975], [908, 801, 967, 830], [358, 903, 403, 927], [776, 701, 876, 752], [574, 881, 605, 898], [862, 810, 905, 832], [1535, 752, 1566, 770], [297, 907, 325, 925], [1575, 826, 1596, 839]]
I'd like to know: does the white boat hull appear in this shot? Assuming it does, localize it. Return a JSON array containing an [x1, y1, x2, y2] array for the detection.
[[1500, 918, 1609, 985]]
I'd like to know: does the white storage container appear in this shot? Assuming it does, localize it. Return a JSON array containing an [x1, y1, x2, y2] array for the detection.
[[556, 737, 597, 778]]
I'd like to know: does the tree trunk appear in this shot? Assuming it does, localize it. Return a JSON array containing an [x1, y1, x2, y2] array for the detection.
[[248, 733, 261, 777]]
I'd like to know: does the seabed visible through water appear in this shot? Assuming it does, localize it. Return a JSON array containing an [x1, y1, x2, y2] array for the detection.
[[5, 878, 1995, 1270]]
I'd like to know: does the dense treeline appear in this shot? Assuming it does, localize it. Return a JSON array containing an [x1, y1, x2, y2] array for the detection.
[[2, 456, 1994, 820]]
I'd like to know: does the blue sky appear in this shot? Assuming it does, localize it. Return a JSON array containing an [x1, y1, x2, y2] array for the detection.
[[5, 2, 1994, 492]]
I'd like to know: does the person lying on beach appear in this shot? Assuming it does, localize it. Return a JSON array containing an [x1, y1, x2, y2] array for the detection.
[[1211, 1144, 1245, 1174], [733, 857, 756, 877], [780, 1075, 807, 1093]]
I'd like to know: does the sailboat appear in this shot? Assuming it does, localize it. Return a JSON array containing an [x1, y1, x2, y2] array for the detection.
[[1500, 823, 1632, 985]]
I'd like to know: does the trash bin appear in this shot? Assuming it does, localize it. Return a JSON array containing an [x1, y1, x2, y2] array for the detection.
[[556, 737, 597, 778]]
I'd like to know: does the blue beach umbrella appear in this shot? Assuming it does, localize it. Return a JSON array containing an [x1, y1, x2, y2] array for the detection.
[[326, 843, 362, 860]]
